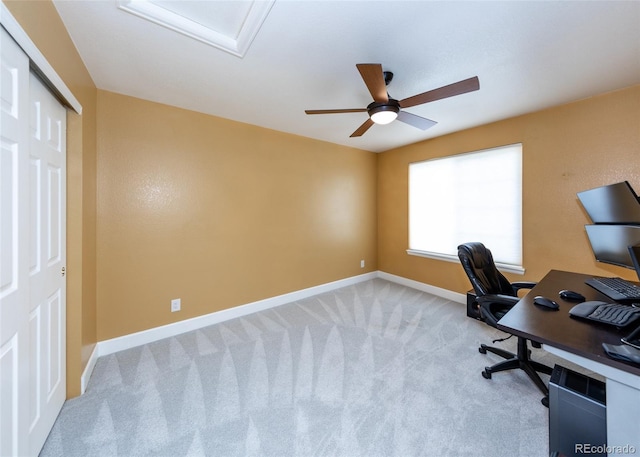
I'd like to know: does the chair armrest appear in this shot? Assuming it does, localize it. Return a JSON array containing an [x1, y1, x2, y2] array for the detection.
[[511, 281, 537, 294], [477, 294, 519, 326], [477, 294, 519, 307]]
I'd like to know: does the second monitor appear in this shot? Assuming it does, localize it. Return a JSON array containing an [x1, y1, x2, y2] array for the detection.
[[584, 225, 640, 271]]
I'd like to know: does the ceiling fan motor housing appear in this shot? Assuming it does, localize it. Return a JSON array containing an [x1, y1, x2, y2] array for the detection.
[[368, 99, 400, 124]]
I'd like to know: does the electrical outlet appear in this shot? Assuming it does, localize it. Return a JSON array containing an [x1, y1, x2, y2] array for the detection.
[[171, 298, 181, 312], [360, 259, 365, 268]]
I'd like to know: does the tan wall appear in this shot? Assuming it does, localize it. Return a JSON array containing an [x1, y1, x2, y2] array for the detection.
[[378, 85, 640, 294], [96, 91, 378, 340], [6, 0, 639, 396], [4, 0, 98, 397]]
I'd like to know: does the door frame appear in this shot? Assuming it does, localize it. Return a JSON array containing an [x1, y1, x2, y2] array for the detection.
[[1, 3, 82, 115]]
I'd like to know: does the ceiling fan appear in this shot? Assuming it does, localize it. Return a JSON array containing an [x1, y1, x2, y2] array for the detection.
[[305, 63, 480, 137]]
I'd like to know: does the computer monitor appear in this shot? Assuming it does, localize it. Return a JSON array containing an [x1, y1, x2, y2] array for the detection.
[[577, 181, 640, 224], [584, 225, 640, 269]]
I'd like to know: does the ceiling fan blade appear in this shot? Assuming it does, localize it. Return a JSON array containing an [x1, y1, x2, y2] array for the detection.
[[397, 111, 438, 131], [356, 63, 389, 103], [305, 108, 367, 115], [399, 76, 480, 108], [350, 118, 374, 137]]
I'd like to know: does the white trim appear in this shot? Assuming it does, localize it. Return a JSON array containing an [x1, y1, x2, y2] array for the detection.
[[80, 345, 99, 395], [406, 249, 526, 275], [117, 0, 274, 58], [96, 272, 378, 357], [0, 1, 82, 114], [377, 271, 467, 304]]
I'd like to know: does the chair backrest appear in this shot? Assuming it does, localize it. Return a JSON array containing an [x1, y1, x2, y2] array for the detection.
[[457, 242, 515, 298]]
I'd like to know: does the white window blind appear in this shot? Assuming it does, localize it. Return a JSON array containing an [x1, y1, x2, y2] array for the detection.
[[408, 144, 523, 270]]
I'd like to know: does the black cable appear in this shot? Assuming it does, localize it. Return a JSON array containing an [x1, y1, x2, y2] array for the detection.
[[492, 334, 513, 344]]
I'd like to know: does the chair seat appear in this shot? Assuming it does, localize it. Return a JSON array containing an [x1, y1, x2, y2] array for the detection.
[[480, 301, 511, 325], [478, 294, 520, 326]]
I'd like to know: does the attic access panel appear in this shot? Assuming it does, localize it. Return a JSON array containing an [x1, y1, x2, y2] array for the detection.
[[117, 0, 274, 57]]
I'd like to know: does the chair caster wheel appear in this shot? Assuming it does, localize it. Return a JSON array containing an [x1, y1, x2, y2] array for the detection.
[[479, 346, 487, 354], [482, 369, 492, 379], [541, 396, 549, 408]]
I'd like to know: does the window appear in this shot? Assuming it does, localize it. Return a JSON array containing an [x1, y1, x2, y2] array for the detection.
[[408, 144, 523, 273]]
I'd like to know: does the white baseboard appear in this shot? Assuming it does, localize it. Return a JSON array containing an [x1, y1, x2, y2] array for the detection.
[[96, 272, 378, 358], [83, 271, 463, 392], [80, 344, 99, 394], [378, 271, 467, 304]]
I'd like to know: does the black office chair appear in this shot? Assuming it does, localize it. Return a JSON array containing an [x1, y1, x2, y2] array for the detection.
[[458, 242, 553, 401]]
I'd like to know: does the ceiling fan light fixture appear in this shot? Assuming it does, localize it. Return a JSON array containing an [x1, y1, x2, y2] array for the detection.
[[369, 104, 399, 125]]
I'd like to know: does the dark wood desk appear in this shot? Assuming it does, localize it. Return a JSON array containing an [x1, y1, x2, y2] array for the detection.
[[498, 269, 640, 455], [497, 269, 640, 377]]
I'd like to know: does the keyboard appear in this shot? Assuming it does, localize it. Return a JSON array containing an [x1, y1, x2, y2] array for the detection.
[[569, 301, 640, 327], [585, 277, 640, 301]]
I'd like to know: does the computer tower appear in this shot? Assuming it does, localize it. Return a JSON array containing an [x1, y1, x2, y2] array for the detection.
[[549, 364, 607, 457]]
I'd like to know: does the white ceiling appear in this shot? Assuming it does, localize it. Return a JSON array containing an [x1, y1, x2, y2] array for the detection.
[[52, 1, 640, 153]]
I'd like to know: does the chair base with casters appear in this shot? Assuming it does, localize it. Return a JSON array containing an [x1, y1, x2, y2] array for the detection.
[[479, 335, 553, 406]]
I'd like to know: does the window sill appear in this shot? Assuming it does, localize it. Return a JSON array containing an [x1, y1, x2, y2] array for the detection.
[[406, 249, 525, 275]]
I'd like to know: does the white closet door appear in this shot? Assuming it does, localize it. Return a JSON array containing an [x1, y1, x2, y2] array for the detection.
[[1, 27, 67, 457], [27, 68, 67, 456], [1, 23, 31, 457]]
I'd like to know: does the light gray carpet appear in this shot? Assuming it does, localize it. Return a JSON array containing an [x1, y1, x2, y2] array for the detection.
[[41, 279, 577, 456]]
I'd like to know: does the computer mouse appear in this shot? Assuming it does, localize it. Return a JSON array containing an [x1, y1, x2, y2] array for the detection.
[[533, 295, 560, 310], [559, 290, 585, 301]]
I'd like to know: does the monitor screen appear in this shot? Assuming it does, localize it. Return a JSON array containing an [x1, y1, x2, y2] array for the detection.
[[585, 225, 640, 269], [577, 181, 640, 224]]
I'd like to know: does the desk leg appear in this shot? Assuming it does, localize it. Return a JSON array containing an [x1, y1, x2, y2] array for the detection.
[[606, 378, 640, 456]]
